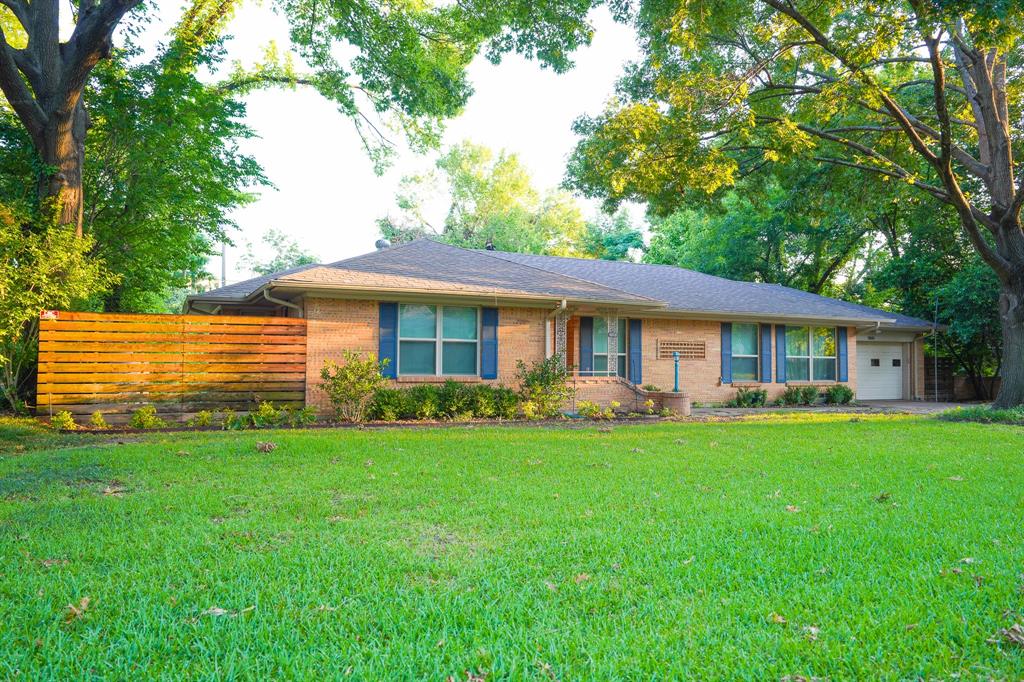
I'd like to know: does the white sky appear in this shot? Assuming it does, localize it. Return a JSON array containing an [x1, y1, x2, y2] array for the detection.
[[152, 2, 642, 284]]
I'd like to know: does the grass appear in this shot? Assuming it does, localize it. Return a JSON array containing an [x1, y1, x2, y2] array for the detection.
[[938, 404, 1024, 425], [1, 414, 1023, 678]]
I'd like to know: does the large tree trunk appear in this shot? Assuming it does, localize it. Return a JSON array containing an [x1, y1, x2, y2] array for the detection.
[[993, 276, 1024, 408], [38, 102, 89, 236]]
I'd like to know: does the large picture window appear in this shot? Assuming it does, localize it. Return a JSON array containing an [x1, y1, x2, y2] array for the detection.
[[786, 326, 837, 381], [731, 323, 759, 381], [592, 318, 628, 378], [398, 304, 479, 376]]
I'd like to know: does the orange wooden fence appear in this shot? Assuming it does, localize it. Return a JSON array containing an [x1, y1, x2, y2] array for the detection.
[[37, 311, 307, 423]]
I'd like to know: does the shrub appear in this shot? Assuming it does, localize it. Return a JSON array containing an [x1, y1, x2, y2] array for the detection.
[[643, 399, 656, 415], [282, 405, 318, 428], [409, 384, 441, 420], [89, 411, 110, 429], [824, 384, 855, 405], [727, 387, 768, 408], [938, 406, 1024, 425], [189, 410, 215, 428], [492, 386, 520, 420], [219, 408, 248, 431], [658, 407, 674, 417], [642, 384, 662, 392], [516, 355, 573, 419], [800, 385, 821, 405], [50, 410, 77, 430], [779, 386, 804, 405], [578, 400, 613, 420], [438, 380, 474, 420], [249, 400, 284, 428], [319, 352, 389, 423], [129, 405, 167, 430], [368, 388, 408, 421]]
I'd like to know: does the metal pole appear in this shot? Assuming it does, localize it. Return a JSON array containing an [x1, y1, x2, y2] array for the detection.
[[933, 295, 939, 403], [673, 351, 680, 393], [221, 242, 227, 288]]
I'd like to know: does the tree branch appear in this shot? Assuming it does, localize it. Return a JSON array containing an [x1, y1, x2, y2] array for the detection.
[[0, 0, 28, 29], [60, 0, 142, 115], [0, 26, 45, 145]]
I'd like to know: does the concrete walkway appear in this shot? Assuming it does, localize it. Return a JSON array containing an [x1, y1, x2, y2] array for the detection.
[[691, 400, 969, 418]]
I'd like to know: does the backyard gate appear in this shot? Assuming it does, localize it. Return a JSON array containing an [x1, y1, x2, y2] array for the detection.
[[36, 311, 307, 423]]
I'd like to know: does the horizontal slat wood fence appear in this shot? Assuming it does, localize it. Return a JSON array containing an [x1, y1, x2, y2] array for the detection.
[[37, 311, 306, 423]]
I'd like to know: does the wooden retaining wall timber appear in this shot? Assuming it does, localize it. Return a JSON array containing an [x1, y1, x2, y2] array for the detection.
[[36, 311, 306, 423]]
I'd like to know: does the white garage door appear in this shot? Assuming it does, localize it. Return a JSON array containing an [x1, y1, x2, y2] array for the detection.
[[856, 342, 905, 400]]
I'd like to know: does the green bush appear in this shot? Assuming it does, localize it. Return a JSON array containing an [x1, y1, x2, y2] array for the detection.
[[516, 355, 573, 419], [368, 384, 521, 421], [800, 385, 821, 405], [188, 410, 215, 428], [578, 400, 613, 420], [282, 405, 318, 428], [219, 408, 248, 431], [824, 384, 855, 405], [319, 352, 389, 423], [249, 400, 284, 428], [89, 411, 110, 429], [779, 386, 803, 405], [938, 406, 1024, 425], [641, 384, 662, 392], [129, 405, 167, 430], [727, 387, 768, 408], [50, 410, 78, 431]]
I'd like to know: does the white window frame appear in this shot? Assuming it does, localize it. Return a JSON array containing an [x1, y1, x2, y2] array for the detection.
[[397, 304, 481, 377], [786, 326, 837, 382], [591, 318, 629, 378], [731, 323, 760, 382]]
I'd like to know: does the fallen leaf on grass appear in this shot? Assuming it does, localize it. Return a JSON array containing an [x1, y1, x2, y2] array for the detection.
[[64, 597, 90, 624], [905, 623, 919, 631], [960, 557, 979, 564], [803, 625, 820, 642], [574, 573, 591, 585], [41, 558, 68, 568], [785, 505, 800, 513], [767, 489, 781, 499], [630, 447, 644, 453], [947, 476, 964, 482], [202, 605, 255, 618], [989, 623, 1024, 647], [873, 492, 891, 503], [103, 482, 127, 497], [315, 605, 338, 612], [768, 612, 787, 625], [544, 581, 558, 592], [255, 442, 276, 453], [682, 555, 695, 565], [973, 574, 985, 587]]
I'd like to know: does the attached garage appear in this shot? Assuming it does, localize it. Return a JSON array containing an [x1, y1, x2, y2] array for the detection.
[[856, 342, 905, 400]]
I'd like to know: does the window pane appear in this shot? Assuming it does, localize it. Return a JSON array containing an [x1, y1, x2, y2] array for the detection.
[[442, 306, 477, 340], [442, 342, 477, 375], [593, 355, 608, 373], [617, 319, 627, 353], [786, 357, 809, 381], [786, 326, 809, 356], [733, 323, 758, 356], [813, 358, 836, 381], [733, 357, 758, 382], [399, 304, 436, 339], [617, 354, 627, 378], [813, 327, 836, 357], [593, 318, 608, 354], [399, 340, 435, 374]]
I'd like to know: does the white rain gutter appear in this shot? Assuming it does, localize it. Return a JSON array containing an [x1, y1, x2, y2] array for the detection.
[[545, 299, 567, 358], [263, 289, 303, 317]]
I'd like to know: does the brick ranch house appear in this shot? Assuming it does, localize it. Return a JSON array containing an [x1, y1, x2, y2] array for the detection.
[[185, 239, 935, 411]]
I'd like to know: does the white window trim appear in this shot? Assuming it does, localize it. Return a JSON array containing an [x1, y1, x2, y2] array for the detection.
[[397, 304, 481, 377], [786, 326, 838, 382], [591, 318, 629, 378], [731, 322, 760, 382]]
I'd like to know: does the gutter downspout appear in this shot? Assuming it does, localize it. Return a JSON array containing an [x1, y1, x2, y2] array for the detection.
[[263, 288, 303, 318], [545, 299, 567, 359]]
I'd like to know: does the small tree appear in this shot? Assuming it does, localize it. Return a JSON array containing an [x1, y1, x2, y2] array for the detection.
[[319, 352, 389, 423], [516, 354, 574, 419]]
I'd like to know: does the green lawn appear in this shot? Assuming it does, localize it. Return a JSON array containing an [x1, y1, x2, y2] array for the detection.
[[1, 415, 1023, 679]]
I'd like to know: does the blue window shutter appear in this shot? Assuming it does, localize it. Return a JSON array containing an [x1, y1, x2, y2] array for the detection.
[[378, 302, 398, 378], [481, 307, 499, 379], [837, 326, 849, 382], [760, 323, 772, 383], [579, 317, 594, 374], [720, 322, 732, 384], [776, 324, 787, 383], [628, 319, 642, 385]]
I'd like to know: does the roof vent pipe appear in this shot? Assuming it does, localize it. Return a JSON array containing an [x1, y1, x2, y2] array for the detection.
[[375, 238, 391, 250], [484, 238, 495, 251]]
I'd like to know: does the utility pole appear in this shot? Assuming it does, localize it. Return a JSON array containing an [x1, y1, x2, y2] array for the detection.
[[221, 242, 227, 288]]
